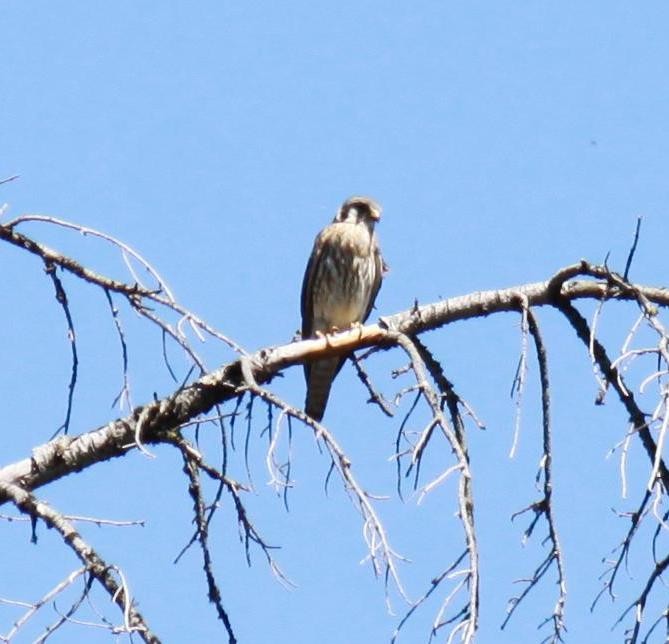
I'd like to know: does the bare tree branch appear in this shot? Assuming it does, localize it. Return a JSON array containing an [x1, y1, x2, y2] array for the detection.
[[2, 260, 669, 503], [175, 438, 236, 643], [0, 217, 246, 357], [3, 215, 669, 642], [553, 293, 669, 490], [235, 363, 411, 604], [1, 567, 86, 642], [390, 332, 478, 642], [503, 307, 567, 642], [0, 482, 159, 643]]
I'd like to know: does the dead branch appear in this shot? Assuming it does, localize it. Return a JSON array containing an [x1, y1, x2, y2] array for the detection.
[[2, 260, 669, 504], [235, 372, 411, 604], [0, 482, 159, 643], [390, 332, 478, 643], [3, 215, 669, 643], [45, 262, 78, 435], [1, 567, 86, 642], [175, 439, 236, 643], [503, 307, 567, 642], [0, 217, 246, 359], [615, 552, 669, 643]]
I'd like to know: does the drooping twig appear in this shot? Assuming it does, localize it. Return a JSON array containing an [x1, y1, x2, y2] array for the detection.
[[503, 306, 567, 642], [393, 389, 421, 500], [45, 262, 78, 436], [175, 438, 237, 644], [105, 289, 132, 411], [236, 364, 410, 605], [591, 490, 652, 610], [391, 332, 478, 643], [167, 434, 288, 584], [552, 289, 669, 490], [510, 296, 530, 458], [351, 354, 395, 417]]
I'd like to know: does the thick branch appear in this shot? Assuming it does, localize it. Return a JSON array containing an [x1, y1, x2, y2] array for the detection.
[[2, 263, 669, 504]]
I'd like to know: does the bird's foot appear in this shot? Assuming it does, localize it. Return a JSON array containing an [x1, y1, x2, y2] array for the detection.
[[350, 321, 364, 340]]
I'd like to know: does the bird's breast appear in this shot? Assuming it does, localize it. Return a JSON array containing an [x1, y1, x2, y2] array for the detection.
[[310, 224, 378, 332]]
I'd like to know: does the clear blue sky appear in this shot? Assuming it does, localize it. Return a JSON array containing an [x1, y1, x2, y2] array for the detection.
[[2, 3, 668, 643]]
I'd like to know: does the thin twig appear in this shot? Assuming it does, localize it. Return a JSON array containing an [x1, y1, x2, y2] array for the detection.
[[592, 491, 651, 609], [623, 216, 643, 281], [0, 568, 86, 642], [45, 263, 78, 436], [503, 307, 567, 641], [104, 289, 132, 411], [352, 354, 395, 417], [510, 294, 530, 458], [34, 573, 94, 643], [0, 174, 19, 187]]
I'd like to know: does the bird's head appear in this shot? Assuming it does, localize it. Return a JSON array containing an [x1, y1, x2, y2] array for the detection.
[[334, 196, 382, 227]]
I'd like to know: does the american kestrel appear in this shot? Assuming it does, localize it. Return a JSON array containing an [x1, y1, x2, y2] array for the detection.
[[300, 196, 384, 421]]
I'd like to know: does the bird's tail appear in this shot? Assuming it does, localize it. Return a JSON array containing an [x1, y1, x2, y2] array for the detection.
[[304, 357, 344, 422]]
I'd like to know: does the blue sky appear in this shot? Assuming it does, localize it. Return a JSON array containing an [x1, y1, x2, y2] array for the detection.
[[2, 3, 669, 643]]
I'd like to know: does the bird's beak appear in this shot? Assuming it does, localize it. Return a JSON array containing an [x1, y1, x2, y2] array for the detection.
[[370, 208, 381, 222]]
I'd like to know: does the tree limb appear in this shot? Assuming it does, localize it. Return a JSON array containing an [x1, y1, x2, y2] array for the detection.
[[3, 261, 669, 503]]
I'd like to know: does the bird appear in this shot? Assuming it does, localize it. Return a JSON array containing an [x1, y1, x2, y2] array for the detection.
[[300, 196, 384, 422]]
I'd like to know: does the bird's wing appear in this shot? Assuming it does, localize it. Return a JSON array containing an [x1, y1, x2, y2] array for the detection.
[[300, 230, 324, 339], [362, 242, 384, 323]]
